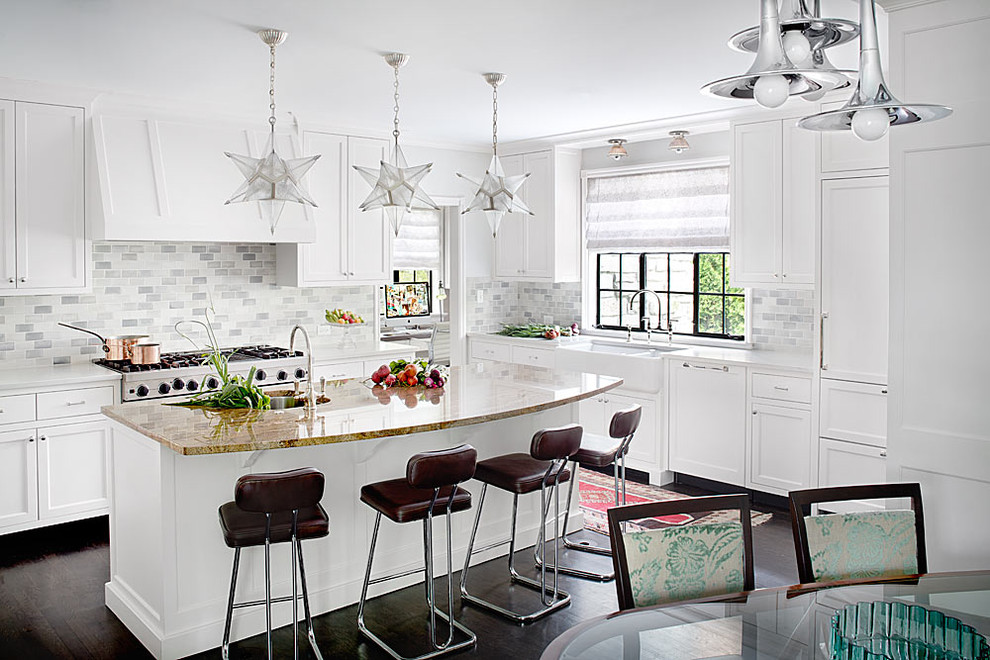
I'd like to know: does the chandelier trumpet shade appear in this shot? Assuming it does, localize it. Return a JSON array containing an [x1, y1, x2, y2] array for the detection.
[[798, 0, 952, 141], [353, 52, 438, 236], [701, 0, 851, 109], [456, 73, 532, 238], [728, 0, 859, 55], [225, 29, 320, 235]]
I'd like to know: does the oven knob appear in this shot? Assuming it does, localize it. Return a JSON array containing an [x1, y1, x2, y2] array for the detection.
[[136, 385, 149, 397], [186, 380, 198, 392], [294, 368, 306, 380], [277, 370, 289, 381], [172, 378, 185, 391], [205, 376, 220, 389], [158, 383, 171, 395], [255, 370, 267, 382]]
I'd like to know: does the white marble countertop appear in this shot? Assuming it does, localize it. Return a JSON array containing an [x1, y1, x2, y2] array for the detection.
[[0, 362, 122, 392]]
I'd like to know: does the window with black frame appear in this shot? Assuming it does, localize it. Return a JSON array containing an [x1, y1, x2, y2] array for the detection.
[[586, 164, 743, 341]]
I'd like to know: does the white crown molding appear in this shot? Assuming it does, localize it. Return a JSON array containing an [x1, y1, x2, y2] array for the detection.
[[877, 0, 942, 11]]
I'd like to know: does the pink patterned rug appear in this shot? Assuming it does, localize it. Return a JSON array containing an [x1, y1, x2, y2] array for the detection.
[[578, 469, 772, 535]]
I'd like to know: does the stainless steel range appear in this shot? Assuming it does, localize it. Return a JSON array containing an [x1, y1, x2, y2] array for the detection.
[[96, 345, 308, 402]]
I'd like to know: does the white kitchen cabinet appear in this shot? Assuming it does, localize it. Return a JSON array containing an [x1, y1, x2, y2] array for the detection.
[[510, 343, 556, 369], [578, 388, 661, 476], [819, 379, 887, 447], [0, 101, 86, 295], [817, 438, 886, 513], [277, 133, 390, 286], [730, 117, 817, 289], [469, 338, 510, 363], [820, 101, 889, 173], [37, 420, 109, 520], [820, 176, 889, 384], [313, 361, 364, 382], [749, 402, 812, 495], [494, 147, 580, 282], [0, 428, 38, 529], [668, 360, 747, 486]]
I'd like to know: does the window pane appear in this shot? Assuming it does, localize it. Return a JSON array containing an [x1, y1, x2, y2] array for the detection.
[[620, 291, 638, 328], [598, 291, 621, 327], [397, 270, 414, 283], [669, 294, 694, 333], [726, 296, 745, 336], [645, 254, 669, 291], [599, 254, 620, 290], [724, 254, 744, 294], [620, 254, 640, 289], [670, 254, 693, 292], [698, 294, 724, 335], [698, 253, 723, 294], [415, 269, 430, 282]]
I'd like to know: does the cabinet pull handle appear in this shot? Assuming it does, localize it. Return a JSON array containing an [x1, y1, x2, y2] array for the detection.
[[40, 435, 47, 441], [19, 277, 26, 283], [752, 410, 757, 415], [819, 312, 829, 370], [881, 389, 888, 395], [28, 436, 34, 443], [0, 409, 4, 414], [6, 278, 12, 284], [880, 449, 887, 458], [682, 362, 729, 372], [66, 400, 87, 406], [773, 386, 789, 391]]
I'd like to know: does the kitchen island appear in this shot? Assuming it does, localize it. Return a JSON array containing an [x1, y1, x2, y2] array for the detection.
[[101, 363, 621, 659]]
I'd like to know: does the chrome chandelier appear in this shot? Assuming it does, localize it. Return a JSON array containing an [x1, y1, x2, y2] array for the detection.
[[353, 53, 438, 236], [225, 29, 320, 235], [457, 73, 533, 238], [702, 0, 851, 108], [798, 0, 952, 140]]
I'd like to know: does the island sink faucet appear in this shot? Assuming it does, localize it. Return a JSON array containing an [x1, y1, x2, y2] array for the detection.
[[290, 325, 316, 410], [628, 289, 665, 345]]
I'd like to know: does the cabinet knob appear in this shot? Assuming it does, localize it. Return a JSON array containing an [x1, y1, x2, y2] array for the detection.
[[880, 449, 887, 457], [28, 437, 34, 443], [752, 410, 757, 415], [881, 389, 888, 395], [6, 278, 12, 284], [773, 273, 778, 278], [19, 277, 26, 283], [40, 435, 46, 441]]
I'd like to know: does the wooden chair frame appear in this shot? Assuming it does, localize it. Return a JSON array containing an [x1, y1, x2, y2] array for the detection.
[[788, 483, 927, 585], [606, 493, 755, 611]]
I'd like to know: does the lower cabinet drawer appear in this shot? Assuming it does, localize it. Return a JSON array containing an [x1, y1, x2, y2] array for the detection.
[[314, 361, 364, 381], [820, 379, 887, 447], [470, 340, 510, 363], [751, 372, 812, 404], [0, 394, 37, 425], [511, 345, 556, 369], [37, 386, 114, 421], [818, 438, 886, 513]]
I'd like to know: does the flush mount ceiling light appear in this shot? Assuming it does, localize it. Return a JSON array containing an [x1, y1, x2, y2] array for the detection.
[[798, 0, 952, 141], [225, 29, 320, 235], [456, 73, 533, 238], [607, 139, 628, 161], [353, 52, 438, 236], [701, 0, 850, 109], [668, 131, 691, 154]]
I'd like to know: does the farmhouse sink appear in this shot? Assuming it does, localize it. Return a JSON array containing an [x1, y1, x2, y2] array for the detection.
[[556, 340, 683, 392]]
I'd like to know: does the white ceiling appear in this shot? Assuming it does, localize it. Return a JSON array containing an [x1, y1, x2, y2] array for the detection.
[[3, 0, 863, 147]]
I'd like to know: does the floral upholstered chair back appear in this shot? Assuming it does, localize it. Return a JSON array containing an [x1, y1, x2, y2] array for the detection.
[[789, 483, 927, 585], [607, 494, 755, 610]]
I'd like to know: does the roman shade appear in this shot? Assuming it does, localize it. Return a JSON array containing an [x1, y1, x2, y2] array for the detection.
[[585, 165, 729, 252], [392, 208, 442, 270]]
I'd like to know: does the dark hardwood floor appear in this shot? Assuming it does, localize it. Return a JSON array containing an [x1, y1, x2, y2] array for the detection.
[[0, 486, 798, 659]]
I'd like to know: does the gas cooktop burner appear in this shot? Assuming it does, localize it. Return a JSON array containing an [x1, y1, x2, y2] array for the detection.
[[95, 345, 303, 374]]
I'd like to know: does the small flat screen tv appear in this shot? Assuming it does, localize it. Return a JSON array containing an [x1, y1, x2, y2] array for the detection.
[[385, 282, 431, 318]]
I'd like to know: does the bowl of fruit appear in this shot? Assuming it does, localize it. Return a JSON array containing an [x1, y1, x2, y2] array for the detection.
[[369, 359, 447, 390], [325, 308, 366, 347]]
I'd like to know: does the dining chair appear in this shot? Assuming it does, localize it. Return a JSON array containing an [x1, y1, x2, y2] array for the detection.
[[788, 483, 927, 585], [606, 493, 755, 610]]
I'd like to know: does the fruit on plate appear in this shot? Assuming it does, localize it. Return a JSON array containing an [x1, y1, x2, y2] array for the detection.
[[325, 308, 364, 324], [368, 359, 447, 389]]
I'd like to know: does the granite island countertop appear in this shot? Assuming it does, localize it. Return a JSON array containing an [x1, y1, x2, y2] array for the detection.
[[101, 362, 622, 456]]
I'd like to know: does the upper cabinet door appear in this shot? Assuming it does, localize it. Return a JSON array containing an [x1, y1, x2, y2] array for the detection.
[[298, 131, 348, 283], [820, 176, 889, 384], [346, 136, 390, 282], [522, 150, 553, 279], [0, 100, 14, 291], [493, 154, 527, 278], [15, 102, 85, 290], [730, 120, 781, 287], [820, 100, 889, 173], [781, 117, 818, 285]]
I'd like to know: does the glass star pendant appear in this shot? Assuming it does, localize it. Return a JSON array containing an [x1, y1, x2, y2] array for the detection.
[[225, 136, 320, 234], [457, 154, 532, 237], [353, 142, 437, 235]]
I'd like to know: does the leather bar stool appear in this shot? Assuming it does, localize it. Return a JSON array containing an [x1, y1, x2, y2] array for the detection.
[[357, 444, 478, 660], [459, 424, 582, 623], [536, 405, 642, 581], [218, 467, 329, 660]]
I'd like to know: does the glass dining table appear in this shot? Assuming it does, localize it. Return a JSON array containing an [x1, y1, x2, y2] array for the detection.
[[541, 571, 990, 660]]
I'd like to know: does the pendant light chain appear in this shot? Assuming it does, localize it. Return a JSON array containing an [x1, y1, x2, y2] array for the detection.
[[268, 42, 277, 136], [491, 82, 499, 156], [392, 63, 401, 146]]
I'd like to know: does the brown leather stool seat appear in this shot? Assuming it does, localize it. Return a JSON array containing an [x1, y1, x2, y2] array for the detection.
[[219, 503, 329, 548], [360, 480, 472, 524], [357, 444, 479, 660], [474, 453, 571, 494], [571, 434, 624, 468]]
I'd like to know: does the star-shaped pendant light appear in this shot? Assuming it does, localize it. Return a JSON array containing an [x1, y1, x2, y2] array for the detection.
[[353, 52, 437, 236], [225, 29, 320, 234], [456, 73, 532, 238]]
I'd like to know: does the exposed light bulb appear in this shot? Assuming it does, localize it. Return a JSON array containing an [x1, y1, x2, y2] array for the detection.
[[754, 74, 789, 109], [851, 107, 890, 141], [782, 31, 812, 66]]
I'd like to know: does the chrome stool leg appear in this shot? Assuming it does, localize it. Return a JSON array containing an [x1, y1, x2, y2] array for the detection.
[[221, 548, 241, 660], [295, 536, 324, 660]]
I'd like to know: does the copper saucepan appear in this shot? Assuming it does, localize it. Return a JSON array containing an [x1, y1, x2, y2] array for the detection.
[[129, 343, 161, 365], [58, 322, 149, 361]]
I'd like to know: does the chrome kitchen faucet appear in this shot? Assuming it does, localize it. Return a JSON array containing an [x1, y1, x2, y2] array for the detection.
[[289, 325, 316, 410], [628, 289, 666, 345]]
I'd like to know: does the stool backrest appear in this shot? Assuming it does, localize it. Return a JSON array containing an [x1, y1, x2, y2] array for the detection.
[[530, 424, 583, 461], [609, 405, 642, 440], [235, 467, 325, 514], [407, 444, 477, 489]]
